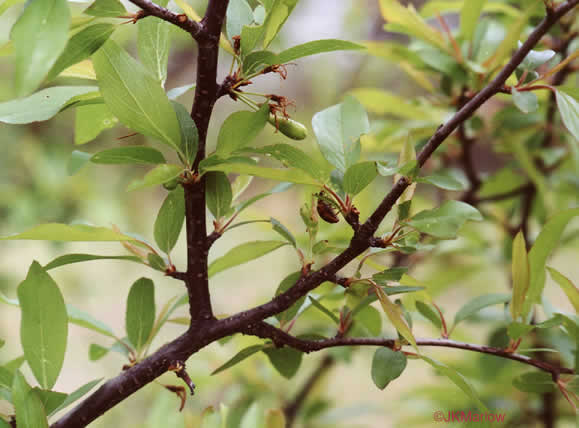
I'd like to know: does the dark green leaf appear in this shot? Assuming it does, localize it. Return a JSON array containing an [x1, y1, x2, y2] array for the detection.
[[211, 345, 265, 375], [277, 39, 365, 64], [507, 322, 535, 341], [147, 253, 167, 272], [263, 346, 302, 379], [126, 278, 155, 352], [513, 371, 555, 393], [405, 201, 482, 239], [18, 262, 68, 389], [371, 347, 406, 390], [44, 254, 141, 270], [93, 40, 181, 150], [453, 293, 510, 327], [415, 301, 442, 329], [343, 162, 377, 195], [11, 0, 70, 95], [48, 23, 115, 82], [206, 172, 233, 220], [154, 186, 185, 254], [91, 146, 166, 165], [172, 101, 198, 166], [0, 86, 98, 124], [372, 267, 408, 284], [84, 0, 127, 17], [138, 1, 171, 84], [208, 240, 287, 277], [216, 105, 269, 156], [312, 96, 369, 172]]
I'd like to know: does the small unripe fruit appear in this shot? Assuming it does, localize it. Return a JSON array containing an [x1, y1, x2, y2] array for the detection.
[[163, 177, 179, 190], [268, 114, 308, 140]]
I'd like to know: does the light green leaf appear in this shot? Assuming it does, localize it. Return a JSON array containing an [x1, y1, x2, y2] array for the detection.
[[277, 39, 365, 63], [167, 83, 196, 100], [12, 371, 49, 428], [172, 101, 199, 166], [67, 150, 92, 175], [546, 267, 579, 313], [127, 164, 183, 191], [523, 208, 579, 317], [10, 0, 70, 95], [91, 146, 166, 165], [261, 0, 299, 48], [226, 0, 254, 40], [417, 173, 465, 191], [75, 103, 118, 145], [512, 88, 538, 114], [372, 267, 408, 284], [0, 86, 98, 124], [125, 278, 155, 352], [208, 240, 287, 277], [0, 223, 135, 241], [44, 254, 141, 270], [420, 355, 488, 411], [374, 284, 417, 350], [343, 161, 378, 195], [460, 0, 486, 42], [138, 0, 171, 84], [203, 161, 320, 185], [555, 89, 579, 141], [519, 44, 556, 71], [216, 105, 269, 156], [371, 347, 407, 390], [275, 272, 305, 323], [265, 409, 285, 428], [154, 186, 185, 254], [66, 305, 115, 338], [93, 40, 181, 149], [206, 172, 233, 220], [211, 345, 265, 375], [308, 295, 339, 324], [83, 0, 127, 17], [18, 262, 68, 389], [33, 389, 66, 416], [52, 379, 102, 415], [0, 0, 25, 16], [270, 217, 296, 247], [510, 231, 530, 321], [312, 95, 369, 172], [263, 346, 302, 379], [405, 201, 482, 239], [453, 293, 510, 327], [47, 23, 115, 82], [513, 371, 555, 393]]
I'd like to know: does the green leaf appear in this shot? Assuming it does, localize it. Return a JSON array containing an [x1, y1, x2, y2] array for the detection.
[[18, 262, 68, 389], [405, 201, 482, 239], [523, 208, 579, 317], [84, 0, 127, 17], [47, 23, 115, 82], [0, 223, 136, 241], [154, 186, 185, 254], [270, 217, 296, 247], [172, 101, 198, 166], [33, 389, 67, 416], [203, 161, 320, 185], [416, 173, 465, 191], [416, 301, 442, 329], [510, 231, 529, 321], [206, 172, 233, 220], [51, 379, 102, 415], [208, 240, 287, 277], [460, 0, 486, 42], [453, 293, 510, 328], [167, 83, 196, 100], [125, 278, 155, 352], [512, 88, 538, 114], [261, 0, 299, 48], [513, 371, 555, 393], [91, 146, 166, 165], [263, 346, 302, 379], [89, 344, 109, 361], [308, 295, 339, 324], [546, 267, 579, 313], [147, 253, 167, 272], [216, 105, 269, 156], [66, 305, 115, 338], [93, 40, 181, 149], [75, 104, 118, 145], [555, 89, 579, 141], [420, 355, 488, 411], [67, 150, 92, 175], [138, 1, 171, 84], [343, 161, 378, 195], [276, 39, 365, 64], [12, 371, 49, 428], [519, 44, 556, 71], [371, 347, 407, 390], [127, 164, 183, 191], [243, 144, 328, 181], [354, 305, 382, 336], [374, 285, 417, 350], [265, 409, 285, 428], [0, 86, 98, 124], [44, 254, 141, 270], [372, 267, 408, 284], [10, 0, 70, 95], [312, 95, 369, 172], [227, 0, 254, 40], [211, 345, 265, 375], [274, 272, 305, 323]]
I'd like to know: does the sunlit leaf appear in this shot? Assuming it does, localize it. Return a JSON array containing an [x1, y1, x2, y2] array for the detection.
[[510, 231, 530, 321], [374, 284, 417, 350]]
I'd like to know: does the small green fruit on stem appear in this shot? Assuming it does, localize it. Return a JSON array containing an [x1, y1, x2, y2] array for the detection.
[[268, 114, 308, 140]]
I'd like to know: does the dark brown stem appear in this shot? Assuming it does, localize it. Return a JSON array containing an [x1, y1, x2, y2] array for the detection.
[[128, 0, 202, 38], [284, 355, 335, 427]]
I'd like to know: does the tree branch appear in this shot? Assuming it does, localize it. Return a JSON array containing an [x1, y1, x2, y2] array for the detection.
[[128, 0, 202, 39]]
